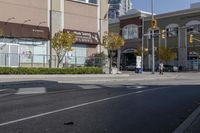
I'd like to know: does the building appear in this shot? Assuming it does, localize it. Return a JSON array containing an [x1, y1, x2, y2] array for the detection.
[[108, 0, 132, 20], [144, 4, 200, 71], [0, 0, 109, 67], [0, 0, 49, 67], [109, 9, 151, 69]]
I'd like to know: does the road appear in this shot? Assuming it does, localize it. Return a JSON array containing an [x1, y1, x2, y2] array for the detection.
[[0, 74, 200, 133]]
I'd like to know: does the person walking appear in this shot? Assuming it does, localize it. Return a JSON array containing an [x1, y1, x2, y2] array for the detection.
[[159, 62, 164, 75]]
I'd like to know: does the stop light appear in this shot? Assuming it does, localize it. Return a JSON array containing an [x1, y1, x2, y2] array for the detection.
[[161, 29, 165, 39], [151, 19, 157, 29], [189, 34, 193, 44]]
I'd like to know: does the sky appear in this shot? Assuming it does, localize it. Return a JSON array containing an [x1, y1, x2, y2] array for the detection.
[[133, 0, 200, 14]]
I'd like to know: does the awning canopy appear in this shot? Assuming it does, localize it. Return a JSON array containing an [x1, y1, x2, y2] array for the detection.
[[122, 48, 136, 54]]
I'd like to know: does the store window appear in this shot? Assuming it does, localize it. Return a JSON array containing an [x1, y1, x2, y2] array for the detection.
[[122, 24, 138, 40]]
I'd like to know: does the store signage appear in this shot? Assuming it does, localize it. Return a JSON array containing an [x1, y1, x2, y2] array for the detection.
[[32, 29, 44, 33], [64, 29, 100, 45]]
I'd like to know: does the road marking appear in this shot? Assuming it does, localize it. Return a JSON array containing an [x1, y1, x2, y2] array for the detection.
[[0, 89, 7, 92], [126, 86, 146, 90], [16, 87, 46, 95], [0, 86, 169, 127], [173, 104, 200, 133], [79, 85, 101, 90]]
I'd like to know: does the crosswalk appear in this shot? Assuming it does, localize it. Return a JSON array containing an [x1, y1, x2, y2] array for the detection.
[[0, 85, 148, 96]]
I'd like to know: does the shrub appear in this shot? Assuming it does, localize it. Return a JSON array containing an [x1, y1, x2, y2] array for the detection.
[[0, 67, 103, 74]]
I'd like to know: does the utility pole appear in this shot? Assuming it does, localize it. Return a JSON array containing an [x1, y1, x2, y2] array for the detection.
[[49, 0, 52, 68], [151, 0, 155, 74]]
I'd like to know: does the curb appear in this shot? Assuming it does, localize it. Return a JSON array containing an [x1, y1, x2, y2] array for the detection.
[[173, 105, 200, 133], [0, 74, 130, 79]]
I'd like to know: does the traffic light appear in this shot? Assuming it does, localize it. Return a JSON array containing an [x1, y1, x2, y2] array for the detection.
[[151, 19, 157, 29], [161, 29, 165, 39], [189, 34, 193, 44]]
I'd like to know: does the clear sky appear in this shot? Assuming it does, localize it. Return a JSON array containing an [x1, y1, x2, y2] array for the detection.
[[133, 0, 200, 14]]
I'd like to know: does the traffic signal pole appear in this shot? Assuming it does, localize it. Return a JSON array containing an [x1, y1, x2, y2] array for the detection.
[[151, 0, 155, 74]]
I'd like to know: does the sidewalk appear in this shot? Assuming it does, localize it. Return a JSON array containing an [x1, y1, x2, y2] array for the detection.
[[0, 72, 179, 83]]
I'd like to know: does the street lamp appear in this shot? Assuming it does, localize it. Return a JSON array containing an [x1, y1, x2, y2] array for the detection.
[[49, 0, 52, 68]]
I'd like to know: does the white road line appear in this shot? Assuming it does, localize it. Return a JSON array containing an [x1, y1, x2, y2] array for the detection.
[[0, 89, 7, 92], [0, 86, 169, 127], [16, 87, 46, 95], [79, 85, 101, 90]]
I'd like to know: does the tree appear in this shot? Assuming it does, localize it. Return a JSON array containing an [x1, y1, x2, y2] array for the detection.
[[102, 32, 124, 73], [156, 45, 177, 63], [134, 47, 142, 56], [52, 31, 76, 68]]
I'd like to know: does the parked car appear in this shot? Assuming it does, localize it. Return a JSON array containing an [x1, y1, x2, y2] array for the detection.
[[125, 64, 136, 71], [163, 65, 178, 72]]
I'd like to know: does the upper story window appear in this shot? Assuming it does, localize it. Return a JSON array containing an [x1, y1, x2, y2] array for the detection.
[[122, 24, 138, 40], [187, 24, 200, 34], [76, 0, 97, 4], [89, 0, 97, 4], [166, 27, 178, 37], [166, 24, 179, 37], [186, 20, 200, 34]]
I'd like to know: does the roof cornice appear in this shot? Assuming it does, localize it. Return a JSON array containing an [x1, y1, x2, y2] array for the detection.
[[145, 8, 200, 21]]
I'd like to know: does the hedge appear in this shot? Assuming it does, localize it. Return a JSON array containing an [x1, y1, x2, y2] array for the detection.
[[0, 67, 103, 74]]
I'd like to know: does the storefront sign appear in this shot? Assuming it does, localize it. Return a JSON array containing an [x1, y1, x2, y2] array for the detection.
[[64, 29, 100, 45]]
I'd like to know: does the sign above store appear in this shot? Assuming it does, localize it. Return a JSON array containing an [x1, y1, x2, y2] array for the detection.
[[64, 29, 100, 45]]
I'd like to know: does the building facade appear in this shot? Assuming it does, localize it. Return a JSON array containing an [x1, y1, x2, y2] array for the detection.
[[144, 6, 200, 71], [109, 9, 151, 68], [0, 0, 109, 67], [108, 0, 132, 20], [0, 0, 49, 67]]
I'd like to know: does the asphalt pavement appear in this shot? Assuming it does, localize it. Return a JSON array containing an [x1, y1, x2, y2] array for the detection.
[[0, 72, 200, 133]]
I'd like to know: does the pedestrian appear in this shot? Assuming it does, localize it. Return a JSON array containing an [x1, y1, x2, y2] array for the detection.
[[159, 62, 164, 75]]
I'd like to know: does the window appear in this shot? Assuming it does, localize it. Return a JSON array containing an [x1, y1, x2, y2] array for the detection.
[[76, 0, 97, 4], [89, 0, 97, 4], [166, 27, 178, 37], [187, 24, 200, 34], [122, 24, 138, 40]]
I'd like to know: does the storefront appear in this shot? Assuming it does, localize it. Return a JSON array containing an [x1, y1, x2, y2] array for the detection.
[[63, 29, 99, 66], [0, 22, 49, 67]]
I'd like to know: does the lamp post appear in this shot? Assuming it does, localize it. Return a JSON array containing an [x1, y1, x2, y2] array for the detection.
[[151, 0, 155, 74], [141, 17, 144, 72], [49, 0, 52, 68]]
